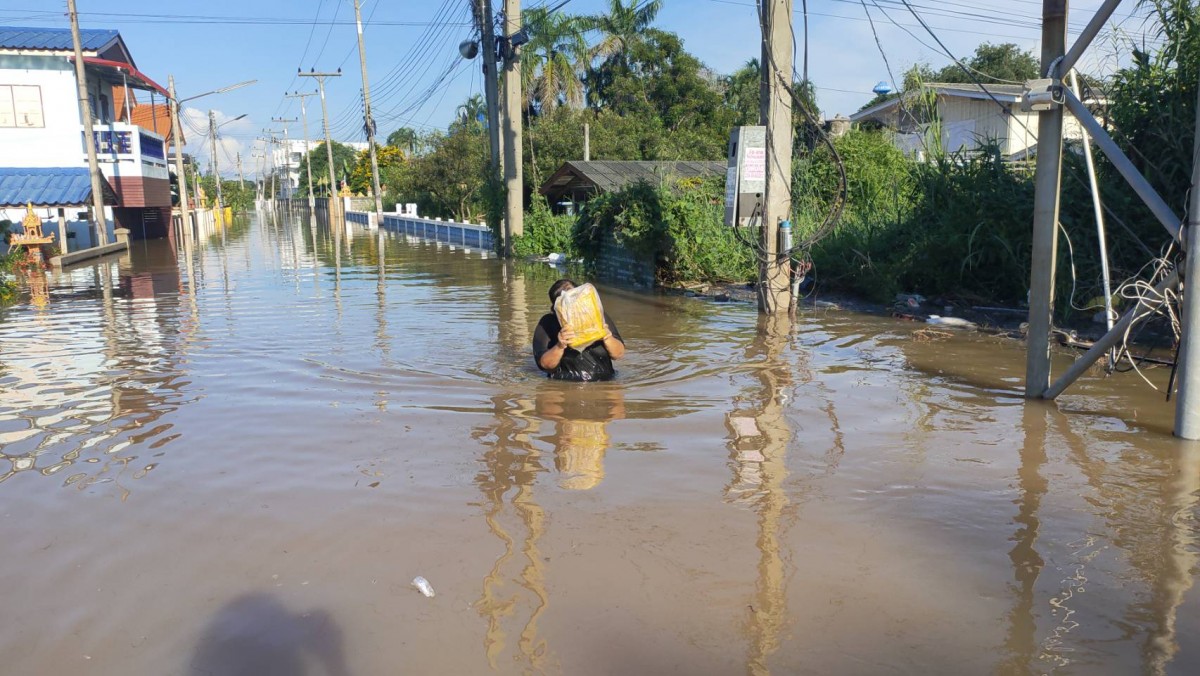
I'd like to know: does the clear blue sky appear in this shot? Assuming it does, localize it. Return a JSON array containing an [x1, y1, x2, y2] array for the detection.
[[0, 1, 1146, 176]]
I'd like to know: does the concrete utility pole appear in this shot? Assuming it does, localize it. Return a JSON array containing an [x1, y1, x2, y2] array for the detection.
[[286, 91, 318, 209], [758, 0, 794, 315], [300, 69, 343, 225], [208, 109, 224, 219], [68, 0, 109, 245], [478, 0, 502, 174], [1175, 78, 1200, 439], [353, 0, 384, 215], [584, 122, 590, 161], [1024, 0, 1068, 398], [501, 0, 524, 255], [168, 75, 192, 239], [272, 117, 297, 200]]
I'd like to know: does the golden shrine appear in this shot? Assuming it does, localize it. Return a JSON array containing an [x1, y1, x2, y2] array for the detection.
[[8, 203, 55, 264]]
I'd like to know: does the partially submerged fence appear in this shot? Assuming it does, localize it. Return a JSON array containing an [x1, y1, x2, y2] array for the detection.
[[377, 214, 495, 251]]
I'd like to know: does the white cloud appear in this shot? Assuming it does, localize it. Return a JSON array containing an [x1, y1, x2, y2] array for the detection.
[[180, 107, 257, 178]]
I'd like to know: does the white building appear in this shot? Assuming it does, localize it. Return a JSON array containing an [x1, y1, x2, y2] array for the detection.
[[270, 139, 369, 198], [849, 83, 1096, 161], [0, 26, 172, 249]]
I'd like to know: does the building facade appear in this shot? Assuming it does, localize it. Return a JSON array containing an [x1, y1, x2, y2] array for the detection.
[[0, 26, 172, 247]]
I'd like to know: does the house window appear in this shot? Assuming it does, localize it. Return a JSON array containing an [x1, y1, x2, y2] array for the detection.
[[0, 85, 45, 127]]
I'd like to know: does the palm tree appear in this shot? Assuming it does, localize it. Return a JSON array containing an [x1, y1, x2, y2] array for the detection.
[[582, 0, 664, 72], [521, 7, 590, 113], [387, 127, 417, 155], [453, 94, 487, 131]]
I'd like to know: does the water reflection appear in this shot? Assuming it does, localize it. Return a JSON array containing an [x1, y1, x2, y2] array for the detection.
[[725, 315, 796, 676], [0, 241, 193, 494], [474, 394, 553, 672], [541, 385, 624, 490]]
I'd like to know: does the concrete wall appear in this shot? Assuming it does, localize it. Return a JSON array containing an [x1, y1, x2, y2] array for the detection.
[[595, 237, 655, 289]]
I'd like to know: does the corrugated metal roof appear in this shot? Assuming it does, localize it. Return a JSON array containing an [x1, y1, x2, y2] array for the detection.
[[0, 167, 116, 207], [0, 26, 118, 52], [542, 161, 726, 196]]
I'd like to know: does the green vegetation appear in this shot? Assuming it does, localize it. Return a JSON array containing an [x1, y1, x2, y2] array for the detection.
[[335, 0, 1200, 311], [1, 221, 17, 305]]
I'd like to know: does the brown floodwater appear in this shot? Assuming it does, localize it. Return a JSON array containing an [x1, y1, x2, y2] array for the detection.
[[1, 209, 1199, 675]]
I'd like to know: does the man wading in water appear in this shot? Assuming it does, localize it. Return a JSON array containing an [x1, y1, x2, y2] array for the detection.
[[532, 279, 626, 381]]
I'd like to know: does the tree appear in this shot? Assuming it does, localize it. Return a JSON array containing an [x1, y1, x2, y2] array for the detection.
[[933, 43, 1039, 84], [296, 141, 359, 197], [522, 7, 590, 113], [387, 127, 417, 155], [582, 0, 664, 74]]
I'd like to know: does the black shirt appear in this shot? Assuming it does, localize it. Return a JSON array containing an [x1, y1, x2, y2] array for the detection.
[[532, 312, 623, 381]]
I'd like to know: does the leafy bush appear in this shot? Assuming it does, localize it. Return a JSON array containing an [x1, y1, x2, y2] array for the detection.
[[573, 176, 754, 283], [513, 201, 577, 257]]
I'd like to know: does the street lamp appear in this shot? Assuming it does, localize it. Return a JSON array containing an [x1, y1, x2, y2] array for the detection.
[[167, 77, 255, 238]]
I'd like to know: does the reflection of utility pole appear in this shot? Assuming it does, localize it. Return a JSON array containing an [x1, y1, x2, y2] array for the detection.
[[353, 0, 383, 216], [69, 0, 108, 245], [758, 0, 794, 315], [1000, 406, 1048, 674], [740, 315, 792, 673], [299, 69, 343, 226], [285, 91, 318, 209], [501, 0, 524, 255]]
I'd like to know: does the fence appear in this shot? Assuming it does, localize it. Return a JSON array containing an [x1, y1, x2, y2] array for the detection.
[[379, 214, 495, 251]]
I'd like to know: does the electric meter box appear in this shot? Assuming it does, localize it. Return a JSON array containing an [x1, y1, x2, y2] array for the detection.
[[724, 125, 767, 227]]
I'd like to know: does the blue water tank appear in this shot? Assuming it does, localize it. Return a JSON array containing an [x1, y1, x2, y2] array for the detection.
[[872, 80, 893, 96]]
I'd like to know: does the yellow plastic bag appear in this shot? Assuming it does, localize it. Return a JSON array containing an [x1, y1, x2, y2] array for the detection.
[[554, 283, 607, 349]]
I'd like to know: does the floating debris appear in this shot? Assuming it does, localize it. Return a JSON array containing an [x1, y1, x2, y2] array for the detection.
[[412, 576, 435, 598]]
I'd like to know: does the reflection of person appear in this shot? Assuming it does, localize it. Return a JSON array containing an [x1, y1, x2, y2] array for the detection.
[[537, 387, 625, 490], [532, 279, 625, 381]]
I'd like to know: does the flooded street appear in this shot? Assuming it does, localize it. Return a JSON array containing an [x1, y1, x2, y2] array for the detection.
[[3, 209, 1200, 675]]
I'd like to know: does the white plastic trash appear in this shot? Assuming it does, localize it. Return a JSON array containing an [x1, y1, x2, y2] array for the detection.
[[926, 315, 977, 330], [412, 576, 435, 598]]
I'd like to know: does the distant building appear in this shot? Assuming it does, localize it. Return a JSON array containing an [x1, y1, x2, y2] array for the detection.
[[0, 26, 173, 246], [848, 83, 1099, 161], [540, 160, 726, 214], [270, 139, 369, 198]]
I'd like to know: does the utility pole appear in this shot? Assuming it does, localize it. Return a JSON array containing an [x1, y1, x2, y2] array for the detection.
[[208, 109, 226, 222], [286, 91, 318, 209], [300, 69, 343, 226], [168, 75, 192, 239], [353, 0, 383, 216], [1025, 0, 1068, 398], [501, 0, 524, 255], [584, 122, 590, 162], [272, 117, 297, 201], [478, 0, 502, 174], [758, 0, 794, 315], [1175, 77, 1200, 438], [236, 151, 245, 188], [68, 0, 108, 245]]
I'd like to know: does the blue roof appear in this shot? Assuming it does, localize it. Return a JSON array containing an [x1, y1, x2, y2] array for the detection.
[[0, 27, 118, 52], [0, 167, 116, 207]]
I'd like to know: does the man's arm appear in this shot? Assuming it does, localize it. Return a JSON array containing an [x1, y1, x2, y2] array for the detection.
[[534, 318, 576, 371], [601, 314, 625, 360]]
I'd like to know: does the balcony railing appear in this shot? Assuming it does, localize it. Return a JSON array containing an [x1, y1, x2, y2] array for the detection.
[[82, 122, 167, 167]]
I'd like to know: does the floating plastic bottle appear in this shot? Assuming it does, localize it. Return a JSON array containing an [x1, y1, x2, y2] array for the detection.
[[554, 283, 607, 349], [412, 576, 435, 598]]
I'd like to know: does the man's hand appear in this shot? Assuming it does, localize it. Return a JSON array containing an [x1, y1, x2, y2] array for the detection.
[[557, 326, 577, 349]]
